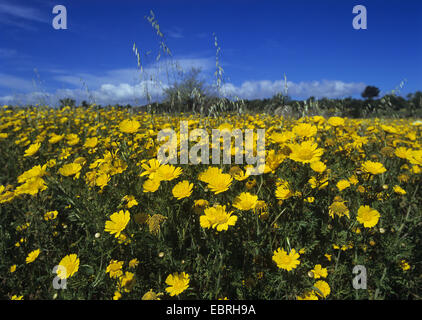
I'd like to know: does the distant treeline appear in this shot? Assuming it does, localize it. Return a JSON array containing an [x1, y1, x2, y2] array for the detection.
[[86, 89, 422, 118]]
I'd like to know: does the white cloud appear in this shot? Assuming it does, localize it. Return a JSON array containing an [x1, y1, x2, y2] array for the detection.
[[0, 78, 367, 107], [0, 2, 48, 28], [0, 56, 216, 106], [53, 57, 214, 88], [0, 95, 14, 103], [0, 80, 169, 106], [221, 79, 366, 99], [0, 73, 34, 91], [0, 55, 366, 106]]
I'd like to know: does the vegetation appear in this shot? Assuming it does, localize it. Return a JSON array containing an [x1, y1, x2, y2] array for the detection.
[[0, 106, 421, 300]]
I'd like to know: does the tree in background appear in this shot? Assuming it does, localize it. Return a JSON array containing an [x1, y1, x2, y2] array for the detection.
[[163, 67, 215, 113], [59, 98, 76, 109], [361, 85, 380, 100]]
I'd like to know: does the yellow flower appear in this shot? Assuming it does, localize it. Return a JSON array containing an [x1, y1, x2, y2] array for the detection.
[[15, 177, 47, 196], [361, 160, 387, 175], [252, 200, 268, 219], [272, 248, 300, 271], [393, 185, 406, 195], [119, 119, 140, 134], [44, 210, 58, 221], [269, 130, 295, 144], [207, 173, 233, 194], [200, 205, 237, 231], [117, 233, 131, 245], [48, 158, 57, 168], [56, 254, 80, 279], [0, 185, 15, 203], [327, 116, 345, 127], [336, 179, 350, 191], [381, 125, 398, 134], [83, 137, 98, 148], [198, 167, 223, 183], [49, 133, 64, 144], [139, 158, 162, 179], [233, 192, 258, 211], [304, 196, 315, 203], [292, 123, 317, 138], [395, 147, 412, 159], [142, 289, 163, 300], [172, 180, 193, 200], [156, 164, 183, 181], [297, 290, 318, 300], [288, 140, 324, 164], [10, 264, 16, 273], [113, 291, 122, 300], [313, 280, 331, 298], [245, 177, 257, 190], [329, 200, 350, 218], [66, 133, 79, 146], [119, 271, 135, 292], [229, 166, 250, 181], [165, 272, 190, 296], [310, 161, 327, 173], [122, 195, 138, 208], [143, 178, 161, 193], [59, 163, 82, 178], [106, 260, 124, 278], [348, 175, 359, 185], [128, 258, 139, 269], [357, 205, 380, 228], [309, 175, 329, 190], [26, 249, 41, 264], [11, 295, 24, 300], [399, 260, 410, 271], [310, 264, 328, 279], [192, 199, 209, 214], [24, 142, 41, 157], [105, 210, 130, 238], [409, 150, 422, 166], [95, 173, 110, 189], [275, 181, 293, 200]]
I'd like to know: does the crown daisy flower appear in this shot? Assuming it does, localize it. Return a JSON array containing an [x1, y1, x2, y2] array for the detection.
[[172, 180, 193, 200], [272, 248, 300, 271], [357, 205, 380, 228], [233, 192, 258, 211], [105, 210, 130, 238], [288, 141, 324, 164], [56, 254, 80, 279], [207, 173, 233, 194], [200, 205, 237, 232], [165, 272, 190, 296]]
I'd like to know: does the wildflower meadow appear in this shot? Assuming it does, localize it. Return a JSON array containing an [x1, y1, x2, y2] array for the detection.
[[1, 106, 421, 300]]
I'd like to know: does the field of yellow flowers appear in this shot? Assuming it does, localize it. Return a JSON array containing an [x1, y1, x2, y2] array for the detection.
[[1, 105, 421, 300]]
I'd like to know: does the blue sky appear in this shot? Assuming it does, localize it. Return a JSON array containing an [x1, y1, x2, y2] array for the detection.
[[0, 0, 421, 106]]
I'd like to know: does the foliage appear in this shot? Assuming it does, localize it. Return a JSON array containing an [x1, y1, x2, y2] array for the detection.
[[0, 105, 421, 300]]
